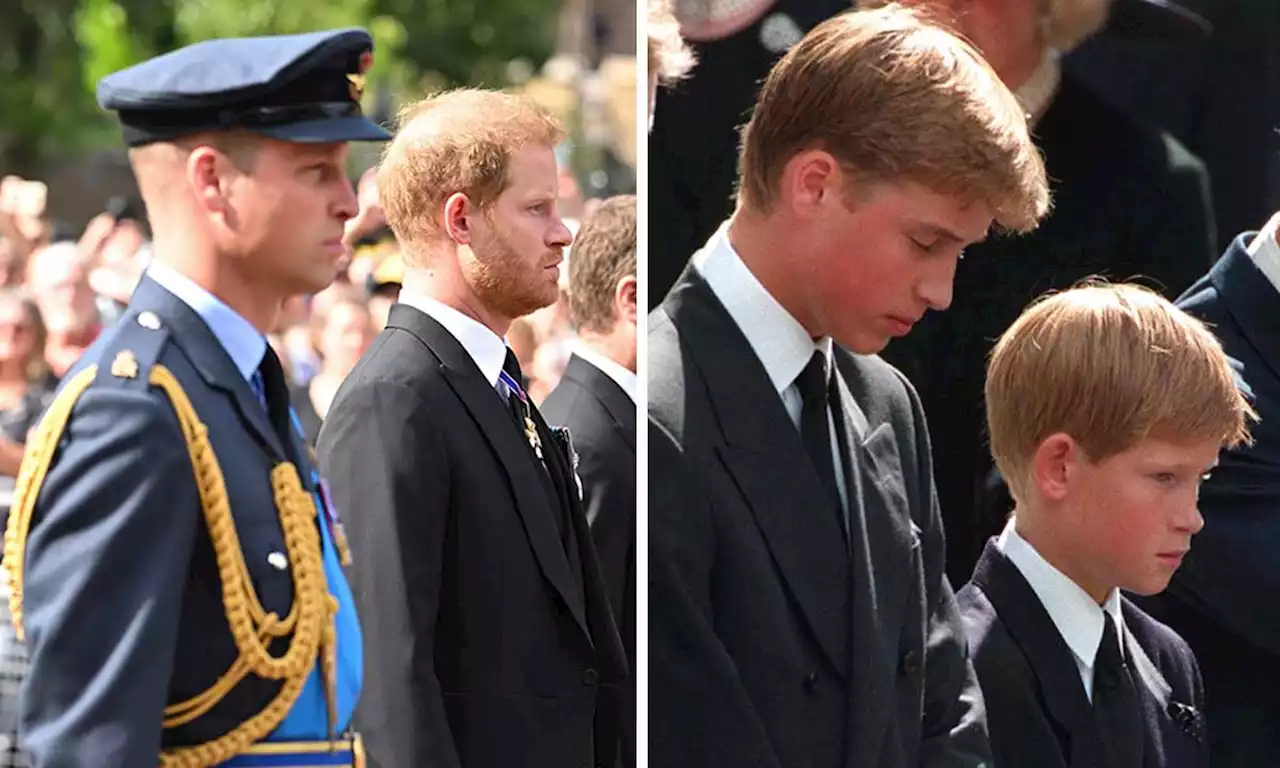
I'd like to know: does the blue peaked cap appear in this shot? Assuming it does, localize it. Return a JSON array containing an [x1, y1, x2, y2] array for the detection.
[[97, 28, 392, 146]]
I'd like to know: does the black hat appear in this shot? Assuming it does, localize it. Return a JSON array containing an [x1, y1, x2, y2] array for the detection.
[[97, 28, 393, 147]]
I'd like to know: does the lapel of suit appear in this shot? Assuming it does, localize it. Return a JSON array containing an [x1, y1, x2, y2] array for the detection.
[[665, 272, 851, 679], [830, 357, 920, 753], [563, 354, 637, 450], [129, 276, 287, 463], [1208, 234, 1280, 382], [1118, 600, 1202, 768], [387, 304, 591, 642], [969, 541, 1109, 768]]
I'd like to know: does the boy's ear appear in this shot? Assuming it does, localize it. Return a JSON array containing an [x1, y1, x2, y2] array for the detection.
[[1032, 433, 1076, 502]]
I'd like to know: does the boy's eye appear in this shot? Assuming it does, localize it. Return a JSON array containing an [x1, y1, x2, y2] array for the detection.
[[1154, 472, 1177, 484]]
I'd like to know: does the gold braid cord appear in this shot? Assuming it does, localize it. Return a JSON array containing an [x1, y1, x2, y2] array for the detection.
[[2, 364, 336, 767]]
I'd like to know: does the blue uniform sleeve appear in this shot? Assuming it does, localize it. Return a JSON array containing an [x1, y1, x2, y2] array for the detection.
[[18, 385, 199, 767]]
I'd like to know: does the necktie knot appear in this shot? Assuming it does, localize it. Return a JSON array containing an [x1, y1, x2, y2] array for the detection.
[[795, 351, 830, 407], [1095, 613, 1128, 686], [501, 348, 527, 399]]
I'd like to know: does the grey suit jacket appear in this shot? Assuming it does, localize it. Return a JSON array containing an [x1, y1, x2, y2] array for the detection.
[[648, 270, 991, 768]]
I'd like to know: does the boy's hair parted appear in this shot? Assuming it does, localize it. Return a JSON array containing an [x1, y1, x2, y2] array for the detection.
[[986, 280, 1256, 498], [736, 2, 1050, 232]]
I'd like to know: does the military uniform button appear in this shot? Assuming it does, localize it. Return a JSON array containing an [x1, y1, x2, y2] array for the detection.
[[582, 668, 599, 686], [267, 552, 288, 570], [137, 311, 162, 330]]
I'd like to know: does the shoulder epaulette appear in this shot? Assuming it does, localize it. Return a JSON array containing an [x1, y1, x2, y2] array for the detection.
[[93, 310, 172, 392]]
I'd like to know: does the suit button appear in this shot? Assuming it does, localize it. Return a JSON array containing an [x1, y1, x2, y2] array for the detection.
[[582, 668, 599, 686], [803, 671, 818, 690], [900, 651, 921, 677]]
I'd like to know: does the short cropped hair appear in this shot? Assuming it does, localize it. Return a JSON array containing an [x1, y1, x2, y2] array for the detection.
[[568, 195, 636, 334], [986, 281, 1255, 500], [378, 89, 566, 250], [648, 0, 696, 85], [738, 4, 1049, 232]]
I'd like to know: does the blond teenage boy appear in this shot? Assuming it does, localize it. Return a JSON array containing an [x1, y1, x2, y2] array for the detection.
[[959, 282, 1254, 768]]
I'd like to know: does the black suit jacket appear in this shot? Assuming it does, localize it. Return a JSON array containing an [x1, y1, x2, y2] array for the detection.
[[1136, 233, 1280, 767], [882, 74, 1217, 586], [649, 270, 991, 768], [317, 304, 627, 768], [541, 353, 636, 768], [959, 542, 1208, 768]]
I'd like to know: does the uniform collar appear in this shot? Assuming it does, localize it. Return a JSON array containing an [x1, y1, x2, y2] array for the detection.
[[692, 222, 829, 396], [396, 289, 508, 389], [997, 520, 1125, 675], [144, 260, 267, 382]]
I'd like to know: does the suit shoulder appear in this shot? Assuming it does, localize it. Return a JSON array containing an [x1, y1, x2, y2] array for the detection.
[[60, 311, 175, 399], [955, 582, 1037, 691]]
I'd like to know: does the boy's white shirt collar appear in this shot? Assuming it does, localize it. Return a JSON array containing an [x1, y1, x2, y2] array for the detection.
[[997, 519, 1125, 702]]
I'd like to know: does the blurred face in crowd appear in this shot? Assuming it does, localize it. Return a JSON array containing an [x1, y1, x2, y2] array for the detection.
[[204, 137, 358, 297], [0, 295, 39, 370], [461, 144, 573, 324], [0, 240, 19, 287], [28, 245, 98, 336], [320, 300, 376, 376], [938, 0, 1047, 89], [1029, 434, 1216, 603], [779, 157, 992, 355]]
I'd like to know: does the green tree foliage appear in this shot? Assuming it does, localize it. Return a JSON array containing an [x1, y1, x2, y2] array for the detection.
[[0, 0, 563, 169]]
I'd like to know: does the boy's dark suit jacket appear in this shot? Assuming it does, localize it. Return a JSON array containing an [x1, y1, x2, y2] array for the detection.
[[648, 269, 992, 768], [541, 352, 637, 767], [959, 541, 1208, 768], [317, 304, 628, 768], [1137, 233, 1280, 768]]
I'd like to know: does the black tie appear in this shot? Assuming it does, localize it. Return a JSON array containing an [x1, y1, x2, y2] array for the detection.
[[796, 352, 841, 510], [502, 349, 531, 436], [256, 346, 295, 455], [1094, 614, 1145, 768]]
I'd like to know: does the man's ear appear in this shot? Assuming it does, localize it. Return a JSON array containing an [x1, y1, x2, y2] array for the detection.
[[444, 193, 475, 245], [615, 273, 637, 325], [187, 147, 229, 216]]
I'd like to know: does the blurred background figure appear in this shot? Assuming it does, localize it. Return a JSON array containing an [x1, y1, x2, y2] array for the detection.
[[647, 0, 696, 129], [25, 242, 100, 382], [291, 288, 378, 447], [0, 289, 53, 480]]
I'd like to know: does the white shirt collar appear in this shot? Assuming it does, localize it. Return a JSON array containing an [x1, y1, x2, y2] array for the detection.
[[1246, 212, 1280, 297], [396, 289, 508, 388], [997, 520, 1125, 678], [145, 260, 267, 382], [692, 222, 828, 395], [573, 344, 637, 403]]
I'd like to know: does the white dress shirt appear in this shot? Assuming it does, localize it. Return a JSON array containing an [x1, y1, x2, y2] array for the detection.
[[692, 223, 848, 511], [146, 260, 266, 382], [996, 520, 1127, 703], [397, 290, 509, 395], [1247, 212, 1280, 296], [573, 344, 637, 404]]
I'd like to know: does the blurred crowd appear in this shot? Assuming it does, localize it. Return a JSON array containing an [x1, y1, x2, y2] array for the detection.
[[0, 156, 605, 475]]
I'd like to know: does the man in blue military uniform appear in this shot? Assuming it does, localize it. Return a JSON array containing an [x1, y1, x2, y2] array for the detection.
[[0, 28, 390, 766]]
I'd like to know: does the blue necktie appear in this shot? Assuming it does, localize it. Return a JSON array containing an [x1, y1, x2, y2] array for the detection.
[[250, 369, 268, 414]]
